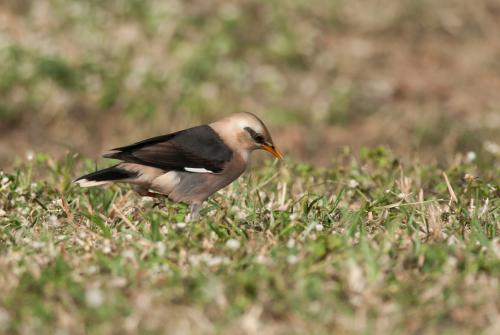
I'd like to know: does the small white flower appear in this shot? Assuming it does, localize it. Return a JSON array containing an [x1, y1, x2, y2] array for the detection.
[[48, 215, 59, 227], [52, 199, 63, 207], [139, 196, 155, 205], [315, 224, 324, 231], [348, 179, 359, 188], [226, 239, 241, 250], [85, 287, 104, 307], [26, 150, 34, 161], [466, 151, 476, 162], [1, 177, 9, 185], [484, 141, 500, 155], [175, 222, 187, 229], [287, 238, 296, 248], [289, 213, 298, 221], [236, 211, 247, 220], [287, 255, 299, 265]]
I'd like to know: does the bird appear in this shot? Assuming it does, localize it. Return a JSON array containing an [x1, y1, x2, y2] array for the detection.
[[74, 112, 283, 220]]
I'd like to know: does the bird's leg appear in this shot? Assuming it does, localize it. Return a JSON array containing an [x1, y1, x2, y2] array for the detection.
[[186, 203, 202, 222], [133, 186, 166, 208]]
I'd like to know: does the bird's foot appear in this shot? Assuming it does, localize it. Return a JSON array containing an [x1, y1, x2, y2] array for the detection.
[[186, 203, 202, 222]]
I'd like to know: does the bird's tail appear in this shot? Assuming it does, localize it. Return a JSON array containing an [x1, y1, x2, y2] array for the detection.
[[73, 164, 138, 187]]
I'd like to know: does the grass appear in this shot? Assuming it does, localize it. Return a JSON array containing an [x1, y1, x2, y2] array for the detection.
[[0, 148, 498, 334]]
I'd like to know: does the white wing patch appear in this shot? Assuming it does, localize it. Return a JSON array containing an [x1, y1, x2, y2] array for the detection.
[[184, 167, 214, 174], [75, 179, 110, 187]]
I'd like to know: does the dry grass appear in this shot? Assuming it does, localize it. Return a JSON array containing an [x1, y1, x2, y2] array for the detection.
[[0, 149, 499, 334]]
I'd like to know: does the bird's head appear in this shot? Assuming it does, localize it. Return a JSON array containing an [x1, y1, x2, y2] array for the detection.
[[212, 112, 283, 159]]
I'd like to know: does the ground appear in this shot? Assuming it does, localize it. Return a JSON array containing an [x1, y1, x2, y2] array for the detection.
[[1, 0, 500, 165], [0, 149, 498, 334]]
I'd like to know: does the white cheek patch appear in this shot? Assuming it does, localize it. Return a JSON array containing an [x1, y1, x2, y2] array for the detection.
[[184, 167, 214, 174]]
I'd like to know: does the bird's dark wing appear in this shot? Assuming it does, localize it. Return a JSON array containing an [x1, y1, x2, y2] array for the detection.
[[103, 125, 233, 173]]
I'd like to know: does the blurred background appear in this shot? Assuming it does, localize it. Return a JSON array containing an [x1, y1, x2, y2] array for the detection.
[[1, 0, 499, 167]]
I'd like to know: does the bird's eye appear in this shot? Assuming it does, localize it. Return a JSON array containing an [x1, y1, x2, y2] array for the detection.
[[244, 127, 265, 144], [254, 134, 265, 144]]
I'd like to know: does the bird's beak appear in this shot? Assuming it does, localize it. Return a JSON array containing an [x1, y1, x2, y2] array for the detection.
[[261, 143, 284, 159]]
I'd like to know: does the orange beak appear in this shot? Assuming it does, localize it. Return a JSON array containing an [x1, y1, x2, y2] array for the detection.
[[261, 143, 284, 159]]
